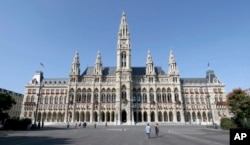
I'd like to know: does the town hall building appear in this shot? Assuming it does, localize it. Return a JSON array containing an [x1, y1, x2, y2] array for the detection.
[[20, 11, 229, 125]]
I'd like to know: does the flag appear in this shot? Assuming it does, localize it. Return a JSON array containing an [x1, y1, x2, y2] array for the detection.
[[40, 63, 44, 67]]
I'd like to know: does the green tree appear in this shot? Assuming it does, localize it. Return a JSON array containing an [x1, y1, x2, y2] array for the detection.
[[0, 93, 16, 123], [227, 88, 250, 128]]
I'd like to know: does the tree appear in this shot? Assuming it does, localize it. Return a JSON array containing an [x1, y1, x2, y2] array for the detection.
[[0, 93, 16, 123], [227, 88, 250, 128]]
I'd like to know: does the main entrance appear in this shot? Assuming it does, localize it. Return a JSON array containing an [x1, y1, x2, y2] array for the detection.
[[122, 110, 127, 122]]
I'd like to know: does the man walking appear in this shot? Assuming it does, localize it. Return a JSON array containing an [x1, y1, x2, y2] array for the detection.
[[145, 123, 151, 138], [155, 123, 159, 137]]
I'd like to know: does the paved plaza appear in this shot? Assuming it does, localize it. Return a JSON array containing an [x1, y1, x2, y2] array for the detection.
[[0, 124, 229, 145]]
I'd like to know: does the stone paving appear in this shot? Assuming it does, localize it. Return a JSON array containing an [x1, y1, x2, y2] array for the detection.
[[0, 124, 229, 145]]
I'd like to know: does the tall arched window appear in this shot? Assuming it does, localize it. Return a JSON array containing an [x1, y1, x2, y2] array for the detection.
[[143, 93, 147, 103], [121, 52, 126, 67], [26, 96, 30, 102], [122, 86, 126, 100], [112, 94, 116, 102], [31, 96, 34, 102], [50, 96, 53, 104]]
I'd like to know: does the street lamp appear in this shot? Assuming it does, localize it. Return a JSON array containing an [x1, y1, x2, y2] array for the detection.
[[34, 78, 43, 128]]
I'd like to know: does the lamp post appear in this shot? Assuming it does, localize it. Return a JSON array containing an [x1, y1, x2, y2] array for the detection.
[[34, 79, 43, 128]]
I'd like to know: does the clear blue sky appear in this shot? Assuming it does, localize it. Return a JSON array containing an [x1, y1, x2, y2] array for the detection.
[[0, 0, 249, 94]]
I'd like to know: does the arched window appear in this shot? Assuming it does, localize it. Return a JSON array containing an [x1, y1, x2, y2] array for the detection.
[[31, 96, 34, 102], [121, 51, 126, 67], [157, 93, 161, 102], [87, 94, 91, 103], [50, 96, 53, 104], [215, 96, 218, 103], [60, 96, 63, 103], [122, 86, 126, 100], [107, 93, 111, 102], [195, 95, 199, 103], [143, 93, 147, 103], [55, 96, 58, 104], [112, 94, 116, 102], [26, 96, 30, 102]]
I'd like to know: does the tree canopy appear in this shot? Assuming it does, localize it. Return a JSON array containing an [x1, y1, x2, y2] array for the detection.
[[0, 93, 16, 111], [0, 93, 16, 123], [227, 88, 250, 128]]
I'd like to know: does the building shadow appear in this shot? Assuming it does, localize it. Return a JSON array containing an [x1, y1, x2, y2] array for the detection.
[[0, 136, 73, 145]]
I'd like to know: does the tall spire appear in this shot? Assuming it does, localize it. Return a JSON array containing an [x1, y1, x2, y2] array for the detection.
[[146, 50, 155, 75], [117, 10, 131, 71], [94, 50, 102, 75], [168, 50, 179, 75], [70, 51, 80, 81], [118, 10, 130, 39]]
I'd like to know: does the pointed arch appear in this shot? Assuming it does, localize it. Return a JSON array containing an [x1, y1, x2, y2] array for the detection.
[[164, 111, 168, 122], [150, 111, 155, 122], [177, 111, 181, 122], [143, 111, 147, 122], [169, 111, 173, 122], [158, 111, 163, 122]]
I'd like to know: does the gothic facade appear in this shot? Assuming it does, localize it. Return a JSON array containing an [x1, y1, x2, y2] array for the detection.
[[20, 11, 229, 125]]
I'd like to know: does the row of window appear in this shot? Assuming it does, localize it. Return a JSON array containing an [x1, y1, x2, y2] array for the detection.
[[27, 89, 67, 94]]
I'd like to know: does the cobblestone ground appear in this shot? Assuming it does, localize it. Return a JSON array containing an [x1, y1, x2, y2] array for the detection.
[[0, 125, 229, 145]]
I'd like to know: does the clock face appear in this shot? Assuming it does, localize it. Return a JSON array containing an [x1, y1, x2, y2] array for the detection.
[[121, 41, 127, 47]]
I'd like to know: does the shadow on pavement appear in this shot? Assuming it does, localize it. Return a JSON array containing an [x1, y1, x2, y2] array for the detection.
[[0, 136, 73, 145]]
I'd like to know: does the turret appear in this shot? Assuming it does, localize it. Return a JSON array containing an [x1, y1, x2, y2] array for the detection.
[[70, 51, 80, 82], [146, 50, 155, 75]]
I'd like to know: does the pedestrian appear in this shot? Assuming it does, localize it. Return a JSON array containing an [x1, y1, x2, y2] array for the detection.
[[42, 121, 44, 128], [105, 122, 107, 127], [75, 123, 77, 128], [145, 123, 151, 138], [67, 122, 70, 128], [79, 122, 81, 128], [38, 122, 41, 129], [155, 123, 159, 137], [94, 122, 96, 129]]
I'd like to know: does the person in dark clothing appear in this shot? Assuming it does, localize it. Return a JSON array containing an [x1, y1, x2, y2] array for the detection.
[[155, 123, 159, 137], [38, 122, 41, 129]]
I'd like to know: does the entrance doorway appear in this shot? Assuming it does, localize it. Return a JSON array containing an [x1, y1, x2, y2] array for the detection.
[[122, 110, 127, 122]]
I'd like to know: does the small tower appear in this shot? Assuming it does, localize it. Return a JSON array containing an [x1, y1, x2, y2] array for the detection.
[[94, 50, 103, 76], [146, 50, 155, 75], [70, 51, 80, 82], [117, 10, 131, 71], [168, 50, 179, 83]]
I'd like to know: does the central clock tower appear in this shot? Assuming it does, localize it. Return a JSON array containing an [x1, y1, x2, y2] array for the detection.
[[116, 10, 133, 125]]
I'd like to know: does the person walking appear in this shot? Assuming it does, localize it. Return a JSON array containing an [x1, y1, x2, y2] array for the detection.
[[94, 122, 96, 129], [155, 123, 159, 137], [41, 121, 44, 128], [145, 123, 151, 138], [67, 122, 70, 128]]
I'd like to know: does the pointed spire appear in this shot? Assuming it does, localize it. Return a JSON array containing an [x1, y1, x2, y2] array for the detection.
[[70, 50, 80, 80], [118, 10, 130, 39], [146, 49, 155, 75], [94, 50, 102, 75], [73, 50, 80, 64], [169, 50, 176, 64], [147, 50, 153, 64], [95, 49, 102, 64], [168, 50, 179, 76]]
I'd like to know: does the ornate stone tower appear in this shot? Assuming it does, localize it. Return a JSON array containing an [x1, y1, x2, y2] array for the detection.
[[168, 50, 179, 83], [116, 10, 132, 125], [70, 51, 80, 82], [94, 50, 103, 82], [146, 50, 156, 82]]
